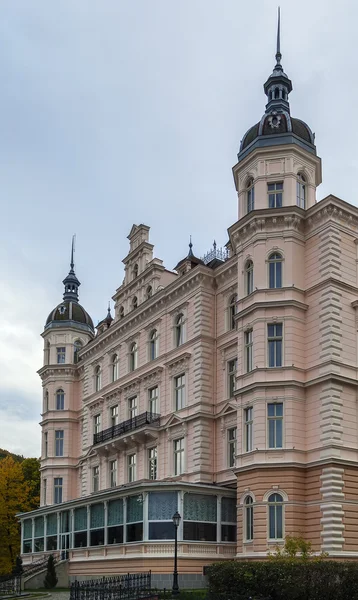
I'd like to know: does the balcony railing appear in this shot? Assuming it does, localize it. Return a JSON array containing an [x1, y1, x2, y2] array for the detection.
[[93, 412, 160, 445]]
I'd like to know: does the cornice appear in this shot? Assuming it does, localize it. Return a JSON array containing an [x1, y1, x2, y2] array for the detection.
[[305, 195, 358, 235], [37, 365, 78, 381], [235, 298, 308, 320], [229, 210, 304, 247]]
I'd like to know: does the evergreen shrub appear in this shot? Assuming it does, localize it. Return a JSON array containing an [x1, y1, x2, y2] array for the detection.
[[43, 554, 58, 589]]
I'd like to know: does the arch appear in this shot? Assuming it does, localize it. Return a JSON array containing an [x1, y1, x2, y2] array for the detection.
[[296, 171, 307, 209], [240, 490, 256, 505], [146, 285, 153, 300], [267, 492, 285, 540], [175, 314, 185, 347], [132, 296, 138, 310], [245, 260, 254, 295], [111, 353, 119, 382], [268, 252, 283, 289], [228, 294, 237, 331], [149, 329, 158, 361], [246, 177, 255, 213], [95, 365, 101, 392], [56, 388, 65, 410], [263, 488, 288, 502], [275, 87, 280, 99], [74, 339, 83, 364], [129, 342, 138, 371]]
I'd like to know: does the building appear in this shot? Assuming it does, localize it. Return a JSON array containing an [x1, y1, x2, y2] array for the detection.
[[19, 15, 358, 587]]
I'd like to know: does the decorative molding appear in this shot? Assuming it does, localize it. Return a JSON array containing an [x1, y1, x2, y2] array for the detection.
[[165, 353, 191, 377]]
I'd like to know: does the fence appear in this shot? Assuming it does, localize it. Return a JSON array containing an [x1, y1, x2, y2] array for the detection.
[[0, 575, 21, 596], [70, 572, 152, 600]]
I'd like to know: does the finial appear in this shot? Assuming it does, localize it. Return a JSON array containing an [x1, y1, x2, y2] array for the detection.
[[108, 300, 111, 312], [70, 234, 76, 271], [213, 240, 217, 251], [276, 7, 281, 64], [188, 235, 193, 257]]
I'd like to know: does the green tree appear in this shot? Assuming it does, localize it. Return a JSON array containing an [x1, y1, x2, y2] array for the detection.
[[43, 555, 58, 589], [21, 457, 40, 510], [0, 456, 31, 574]]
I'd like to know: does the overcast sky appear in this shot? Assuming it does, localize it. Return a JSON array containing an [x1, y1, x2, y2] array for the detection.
[[1, 0, 357, 457]]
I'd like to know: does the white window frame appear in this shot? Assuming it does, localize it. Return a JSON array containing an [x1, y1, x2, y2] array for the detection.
[[93, 414, 101, 435], [128, 396, 138, 419], [173, 437, 184, 475], [95, 366, 101, 392], [267, 493, 284, 540], [55, 430, 64, 457], [56, 389, 65, 411], [228, 294, 237, 331], [247, 179, 255, 213], [268, 253, 283, 289], [244, 330, 253, 373], [245, 261, 254, 295], [174, 314, 185, 347], [267, 323, 283, 368], [129, 342, 138, 371], [267, 181, 283, 208], [128, 453, 136, 482], [92, 466, 100, 492], [149, 329, 159, 361], [109, 459, 117, 488], [296, 173, 306, 209], [54, 477, 63, 504], [244, 495, 254, 542], [267, 402, 283, 449], [148, 447, 158, 480], [227, 427, 237, 468], [148, 386, 159, 414], [56, 347, 66, 364], [111, 354, 119, 382], [110, 405, 118, 427], [174, 373, 186, 411], [244, 407, 253, 452]]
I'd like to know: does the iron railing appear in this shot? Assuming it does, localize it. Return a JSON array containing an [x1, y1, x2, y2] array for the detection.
[[202, 241, 229, 265], [0, 575, 21, 596], [23, 557, 53, 579], [93, 412, 160, 445], [70, 572, 152, 600]]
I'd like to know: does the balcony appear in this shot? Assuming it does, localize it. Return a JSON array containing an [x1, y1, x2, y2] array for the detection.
[[93, 412, 160, 446]]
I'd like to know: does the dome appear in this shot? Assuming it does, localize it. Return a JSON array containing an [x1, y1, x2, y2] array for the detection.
[[240, 114, 315, 153], [45, 301, 94, 333]]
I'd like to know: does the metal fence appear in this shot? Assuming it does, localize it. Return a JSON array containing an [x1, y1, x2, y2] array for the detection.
[[70, 572, 153, 600], [0, 575, 21, 596]]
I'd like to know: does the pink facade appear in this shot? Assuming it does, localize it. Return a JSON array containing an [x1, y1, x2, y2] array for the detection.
[[19, 20, 358, 586]]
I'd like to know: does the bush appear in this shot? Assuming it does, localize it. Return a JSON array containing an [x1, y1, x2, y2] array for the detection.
[[43, 554, 58, 589], [206, 560, 358, 600]]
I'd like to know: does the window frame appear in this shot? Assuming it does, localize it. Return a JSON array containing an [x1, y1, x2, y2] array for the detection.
[[246, 178, 255, 213], [109, 459, 117, 488], [268, 493, 284, 540], [74, 340, 83, 364], [54, 477, 63, 504], [244, 495, 254, 542], [93, 414, 101, 436], [110, 405, 118, 427], [149, 329, 158, 361], [95, 366, 101, 392], [245, 260, 254, 295], [129, 342, 138, 371], [296, 173, 306, 209], [148, 447, 158, 480], [268, 252, 283, 289], [174, 373, 186, 411], [175, 314, 185, 347], [267, 323, 283, 368], [148, 386, 159, 414], [128, 453, 137, 483], [128, 396, 138, 420], [228, 294, 237, 331], [56, 389, 65, 411], [244, 330, 253, 373], [268, 181, 283, 208], [173, 437, 185, 475], [267, 402, 283, 449], [244, 407, 253, 452], [56, 347, 66, 364], [55, 430, 64, 457], [92, 466, 100, 492], [111, 354, 119, 382], [227, 359, 237, 398], [227, 427, 237, 468]]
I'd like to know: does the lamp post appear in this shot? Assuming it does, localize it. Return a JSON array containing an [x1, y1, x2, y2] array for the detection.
[[172, 511, 181, 596]]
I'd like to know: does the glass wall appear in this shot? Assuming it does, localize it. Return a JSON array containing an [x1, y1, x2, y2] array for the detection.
[[46, 513, 58, 550], [126, 495, 143, 542], [23, 519, 32, 553], [90, 504, 104, 546], [183, 494, 217, 541], [108, 499, 123, 544], [34, 516, 44, 552], [74, 507, 87, 548], [148, 492, 177, 540]]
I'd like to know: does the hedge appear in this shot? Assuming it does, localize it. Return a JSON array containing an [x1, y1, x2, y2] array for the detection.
[[205, 560, 358, 600]]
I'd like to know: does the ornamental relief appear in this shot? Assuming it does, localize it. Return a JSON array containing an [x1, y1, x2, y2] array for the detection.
[[142, 370, 162, 389], [88, 399, 105, 413], [166, 422, 187, 440], [306, 203, 358, 234], [122, 380, 141, 399], [167, 357, 190, 377]]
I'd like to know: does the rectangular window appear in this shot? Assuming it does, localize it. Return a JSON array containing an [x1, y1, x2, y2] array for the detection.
[[92, 466, 99, 492], [174, 374, 185, 411], [93, 414, 101, 435], [54, 477, 63, 504], [268, 182, 283, 208], [128, 396, 138, 419], [56, 347, 66, 364], [268, 323, 283, 367], [244, 330, 253, 373], [268, 403, 283, 449], [228, 359, 237, 398], [44, 432, 48, 458], [148, 386, 159, 414], [56, 390, 64, 410], [43, 479, 47, 506], [227, 427, 237, 467], [109, 460, 117, 488], [173, 438, 184, 475], [128, 454, 136, 482], [110, 405, 118, 427], [55, 430, 64, 457], [148, 447, 158, 480], [244, 407, 253, 452]]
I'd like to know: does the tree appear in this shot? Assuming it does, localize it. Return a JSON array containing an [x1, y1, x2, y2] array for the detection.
[[0, 456, 31, 575], [21, 458, 40, 511], [12, 556, 23, 576], [43, 555, 58, 589]]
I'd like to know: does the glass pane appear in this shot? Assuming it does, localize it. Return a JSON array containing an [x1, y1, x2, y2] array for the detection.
[[276, 420, 283, 448], [127, 495, 143, 523], [108, 525, 123, 545], [46, 536, 57, 551], [276, 341, 282, 366], [74, 507, 87, 531], [90, 504, 104, 529], [276, 263, 282, 287], [269, 194, 275, 208], [74, 531, 87, 548], [267, 324, 274, 337], [267, 404, 275, 417], [34, 538, 44, 552], [276, 403, 283, 417], [268, 184, 275, 191], [269, 420, 275, 448], [269, 505, 275, 539], [276, 324, 282, 336], [127, 522, 143, 542], [23, 519, 32, 539], [148, 492, 177, 521], [61, 511, 70, 533], [184, 494, 217, 522], [23, 540, 32, 553], [47, 514, 57, 536], [221, 497, 236, 523], [149, 522, 175, 540], [90, 529, 104, 546], [34, 517, 44, 537], [183, 522, 217, 541], [269, 262, 275, 287], [276, 506, 283, 538], [269, 341, 275, 367], [108, 499, 123, 526], [276, 183, 283, 190], [221, 524, 236, 542], [276, 193, 282, 207]]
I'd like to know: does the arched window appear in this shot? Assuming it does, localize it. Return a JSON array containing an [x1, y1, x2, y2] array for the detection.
[[119, 306, 124, 319], [275, 87, 280, 99], [146, 286, 153, 300], [149, 329, 158, 361], [95, 366, 101, 392], [129, 342, 138, 371], [133, 263, 138, 279], [244, 496, 254, 541], [228, 294, 237, 331], [268, 493, 284, 540], [246, 178, 255, 213], [245, 260, 254, 295], [74, 340, 83, 364], [56, 389, 65, 410], [132, 297, 138, 310], [175, 314, 184, 347], [111, 354, 119, 382], [296, 172, 306, 209], [268, 253, 283, 289]]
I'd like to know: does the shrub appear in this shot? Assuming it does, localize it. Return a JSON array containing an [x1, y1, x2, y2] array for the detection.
[[43, 554, 58, 589]]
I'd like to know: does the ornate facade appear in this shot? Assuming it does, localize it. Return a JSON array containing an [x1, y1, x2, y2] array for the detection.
[[19, 14, 358, 587]]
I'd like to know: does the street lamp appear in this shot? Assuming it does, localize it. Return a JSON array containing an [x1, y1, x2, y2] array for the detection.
[[172, 511, 181, 596]]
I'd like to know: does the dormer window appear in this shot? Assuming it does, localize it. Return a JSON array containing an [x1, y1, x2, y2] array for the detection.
[[246, 178, 255, 213], [296, 173, 306, 209], [146, 286, 153, 300]]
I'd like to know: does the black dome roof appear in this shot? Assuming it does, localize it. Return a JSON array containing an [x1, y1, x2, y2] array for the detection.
[[240, 113, 314, 152], [45, 301, 94, 332]]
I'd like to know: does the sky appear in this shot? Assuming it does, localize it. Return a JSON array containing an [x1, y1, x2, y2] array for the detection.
[[0, 0, 357, 457]]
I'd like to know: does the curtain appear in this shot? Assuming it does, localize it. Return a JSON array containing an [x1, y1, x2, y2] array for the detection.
[[184, 494, 217, 522], [148, 492, 177, 521], [90, 504, 105, 529], [46, 514, 57, 536], [108, 499, 123, 526], [74, 507, 87, 531], [127, 495, 143, 523], [221, 497, 236, 523]]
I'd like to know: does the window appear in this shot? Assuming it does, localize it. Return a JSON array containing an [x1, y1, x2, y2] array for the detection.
[[93, 414, 101, 435], [45, 341, 50, 366], [183, 493, 217, 542], [148, 491, 177, 540], [148, 447, 158, 480], [149, 329, 158, 361], [74, 340, 82, 364], [227, 427, 237, 468], [44, 390, 49, 412], [55, 430, 64, 457], [174, 374, 185, 410], [148, 386, 158, 414], [128, 396, 138, 419], [133, 263, 138, 279], [244, 496, 254, 541], [245, 260, 253, 295], [54, 477, 63, 504], [175, 314, 184, 347], [129, 342, 138, 371], [110, 405, 118, 427], [228, 295, 237, 331], [109, 460, 117, 488], [44, 432, 48, 458], [128, 454, 136, 482], [228, 359, 237, 398], [56, 389, 64, 410], [174, 438, 184, 475], [244, 330, 253, 373], [107, 499, 124, 545], [268, 182, 283, 208], [146, 285, 153, 299], [268, 252, 283, 289], [92, 466, 99, 492], [268, 323, 283, 367], [111, 354, 119, 382], [268, 403, 283, 449], [95, 366, 101, 392], [268, 493, 284, 539], [244, 407, 253, 452], [43, 479, 47, 506], [296, 173, 306, 209], [119, 306, 124, 319], [246, 178, 255, 213], [57, 347, 66, 364], [126, 495, 143, 542], [132, 296, 138, 310], [221, 497, 237, 542]]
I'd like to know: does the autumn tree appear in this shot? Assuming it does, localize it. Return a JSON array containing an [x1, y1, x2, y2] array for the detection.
[[21, 457, 40, 511], [0, 456, 32, 575]]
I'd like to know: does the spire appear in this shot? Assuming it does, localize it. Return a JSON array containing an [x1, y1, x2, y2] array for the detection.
[[188, 235, 193, 257], [105, 301, 113, 327], [63, 235, 81, 302], [263, 7, 292, 114]]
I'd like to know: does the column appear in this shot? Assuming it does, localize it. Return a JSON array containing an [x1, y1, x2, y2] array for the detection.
[[104, 501, 108, 546], [87, 505, 91, 548], [31, 518, 35, 556], [217, 496, 222, 543], [178, 491, 184, 541], [143, 492, 148, 541], [44, 515, 47, 552], [123, 497, 127, 544]]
